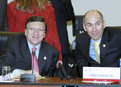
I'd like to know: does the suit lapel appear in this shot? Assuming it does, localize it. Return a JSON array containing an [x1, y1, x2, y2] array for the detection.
[[100, 29, 110, 62], [38, 41, 48, 74]]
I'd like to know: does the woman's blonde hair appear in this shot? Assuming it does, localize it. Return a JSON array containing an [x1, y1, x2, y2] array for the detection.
[[14, 0, 50, 13]]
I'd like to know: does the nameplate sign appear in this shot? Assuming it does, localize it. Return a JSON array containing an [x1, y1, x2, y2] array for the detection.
[[83, 67, 120, 82]]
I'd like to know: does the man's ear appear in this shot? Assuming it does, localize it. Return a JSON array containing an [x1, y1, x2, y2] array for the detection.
[[103, 20, 106, 29], [25, 29, 27, 36], [43, 33, 46, 38], [83, 23, 87, 31]]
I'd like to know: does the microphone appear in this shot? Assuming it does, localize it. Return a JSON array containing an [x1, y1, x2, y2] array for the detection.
[[20, 51, 35, 82], [58, 63, 75, 80], [32, 51, 35, 74], [58, 63, 68, 79]]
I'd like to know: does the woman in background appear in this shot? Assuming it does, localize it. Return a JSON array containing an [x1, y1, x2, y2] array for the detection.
[[7, 0, 62, 66]]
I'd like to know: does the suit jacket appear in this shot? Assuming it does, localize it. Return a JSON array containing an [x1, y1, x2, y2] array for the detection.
[[75, 27, 121, 77], [50, 0, 74, 54], [0, 34, 59, 76], [0, 0, 8, 31], [7, 1, 62, 60]]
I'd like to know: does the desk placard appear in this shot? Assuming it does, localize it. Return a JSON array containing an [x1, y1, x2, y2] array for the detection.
[[83, 67, 120, 82]]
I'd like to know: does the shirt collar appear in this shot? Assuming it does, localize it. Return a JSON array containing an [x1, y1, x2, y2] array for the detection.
[[27, 40, 41, 53], [90, 37, 102, 45]]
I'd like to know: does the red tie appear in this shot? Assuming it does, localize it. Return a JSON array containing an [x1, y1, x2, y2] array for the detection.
[[31, 47, 39, 73]]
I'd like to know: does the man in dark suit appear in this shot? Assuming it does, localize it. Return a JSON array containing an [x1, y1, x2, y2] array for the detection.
[[0, 0, 8, 31], [75, 10, 121, 77], [0, 16, 59, 77], [50, 0, 74, 72]]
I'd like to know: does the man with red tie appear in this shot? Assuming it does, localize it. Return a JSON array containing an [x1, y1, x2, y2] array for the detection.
[[0, 16, 59, 77]]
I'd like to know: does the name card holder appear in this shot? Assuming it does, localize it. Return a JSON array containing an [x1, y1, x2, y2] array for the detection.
[[83, 67, 120, 82]]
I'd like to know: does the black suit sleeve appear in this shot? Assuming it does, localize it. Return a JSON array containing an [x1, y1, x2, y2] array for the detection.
[[47, 51, 59, 77], [75, 36, 89, 77], [0, 0, 8, 31], [0, 37, 16, 74], [0, 35, 30, 74]]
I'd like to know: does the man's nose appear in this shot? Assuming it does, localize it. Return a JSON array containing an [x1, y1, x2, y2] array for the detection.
[[92, 25, 97, 32], [34, 29, 39, 34]]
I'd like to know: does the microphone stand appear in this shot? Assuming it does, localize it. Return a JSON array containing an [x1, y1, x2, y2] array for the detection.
[[58, 63, 68, 79], [58, 63, 75, 80], [20, 51, 35, 82], [32, 51, 35, 75]]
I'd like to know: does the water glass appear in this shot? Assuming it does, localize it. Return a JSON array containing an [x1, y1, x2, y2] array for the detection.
[[2, 66, 11, 81]]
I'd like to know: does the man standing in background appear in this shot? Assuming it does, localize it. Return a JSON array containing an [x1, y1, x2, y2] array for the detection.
[[50, 0, 75, 73], [0, 0, 8, 31]]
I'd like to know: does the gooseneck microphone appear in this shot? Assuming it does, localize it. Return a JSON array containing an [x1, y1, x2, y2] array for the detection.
[[20, 51, 35, 82], [32, 51, 35, 75]]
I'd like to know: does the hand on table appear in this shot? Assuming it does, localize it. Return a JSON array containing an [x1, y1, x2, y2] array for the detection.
[[20, 70, 41, 77]]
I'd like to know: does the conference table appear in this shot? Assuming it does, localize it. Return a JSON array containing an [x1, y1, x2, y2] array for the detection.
[[0, 77, 121, 87]]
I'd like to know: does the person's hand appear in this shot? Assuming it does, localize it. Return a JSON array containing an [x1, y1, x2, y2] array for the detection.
[[56, 60, 63, 68], [33, 70, 41, 77], [20, 70, 41, 77]]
